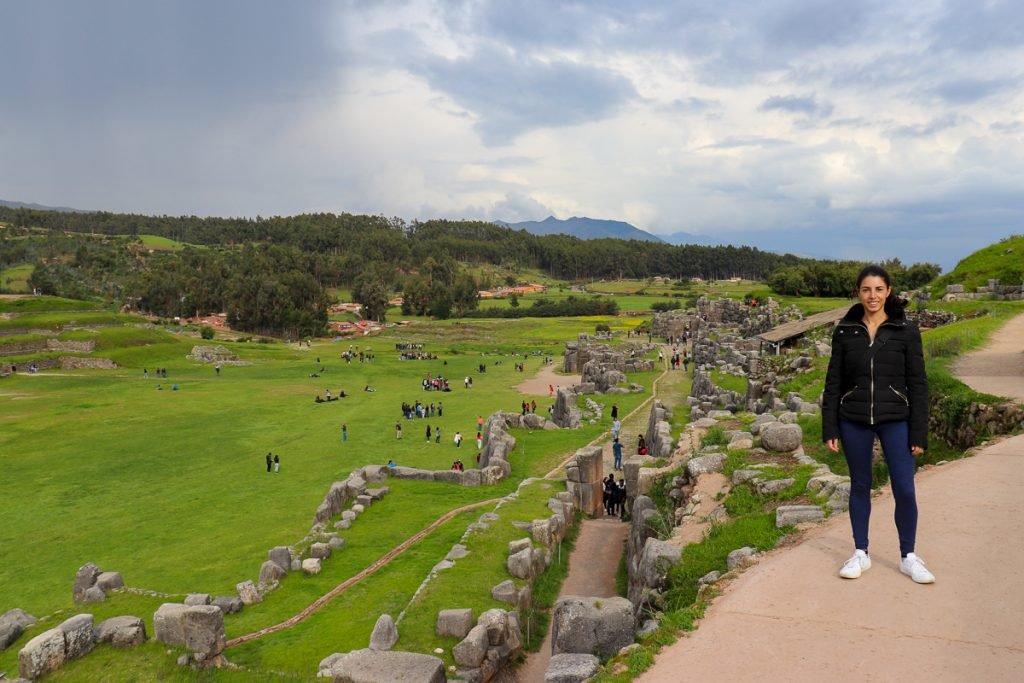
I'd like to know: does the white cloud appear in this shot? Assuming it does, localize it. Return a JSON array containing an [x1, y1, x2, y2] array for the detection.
[[3, 0, 1024, 270]]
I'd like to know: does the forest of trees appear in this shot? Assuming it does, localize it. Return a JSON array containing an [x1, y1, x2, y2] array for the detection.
[[0, 205, 942, 337]]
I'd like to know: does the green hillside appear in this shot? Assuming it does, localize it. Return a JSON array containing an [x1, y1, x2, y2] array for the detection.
[[930, 234, 1024, 297]]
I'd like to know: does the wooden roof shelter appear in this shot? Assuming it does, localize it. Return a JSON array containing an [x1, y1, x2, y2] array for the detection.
[[756, 305, 851, 352]]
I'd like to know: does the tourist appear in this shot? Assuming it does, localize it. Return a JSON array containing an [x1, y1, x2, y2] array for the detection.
[[612, 418, 621, 440], [476, 432, 482, 450], [611, 403, 618, 420], [435, 426, 441, 444], [274, 454, 280, 473], [603, 475, 616, 515], [549, 384, 554, 397], [266, 452, 272, 473], [426, 425, 432, 442], [637, 435, 647, 456], [342, 423, 347, 442], [454, 431, 462, 447], [612, 438, 623, 471], [395, 422, 402, 439], [143, 368, 148, 379], [822, 264, 933, 584], [531, 400, 536, 414]]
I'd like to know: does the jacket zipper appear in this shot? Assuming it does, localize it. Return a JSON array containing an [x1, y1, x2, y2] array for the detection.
[[890, 385, 909, 405], [870, 357, 875, 425], [840, 387, 857, 404]]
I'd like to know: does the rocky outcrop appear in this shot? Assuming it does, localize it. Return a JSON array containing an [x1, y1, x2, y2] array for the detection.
[[551, 596, 634, 658], [565, 446, 604, 516], [545, 652, 602, 682], [0, 608, 36, 651], [369, 614, 399, 651], [18, 614, 101, 679], [450, 609, 523, 683], [72, 563, 123, 603], [94, 616, 146, 648], [186, 345, 249, 364], [645, 400, 675, 460], [319, 648, 446, 683], [552, 387, 582, 428]]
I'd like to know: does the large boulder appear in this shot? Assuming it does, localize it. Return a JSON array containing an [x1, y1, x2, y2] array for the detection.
[[452, 624, 489, 668], [184, 593, 212, 606], [95, 571, 124, 592], [153, 603, 189, 646], [545, 653, 601, 683], [302, 558, 322, 575], [211, 596, 243, 615], [1, 608, 36, 650], [760, 423, 803, 452], [0, 621, 23, 651], [310, 542, 332, 560], [59, 614, 95, 660], [259, 560, 286, 586], [491, 580, 518, 605], [507, 547, 534, 580], [268, 546, 292, 573], [638, 539, 682, 591], [94, 616, 146, 647], [368, 614, 398, 651], [182, 605, 226, 658], [551, 596, 635, 658], [324, 648, 446, 683], [686, 452, 728, 477], [72, 563, 101, 602], [18, 627, 65, 679], [237, 580, 262, 605], [436, 608, 474, 639], [776, 505, 825, 527]]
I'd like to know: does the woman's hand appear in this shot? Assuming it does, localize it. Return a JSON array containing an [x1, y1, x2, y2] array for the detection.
[[911, 445, 924, 457], [826, 439, 839, 453]]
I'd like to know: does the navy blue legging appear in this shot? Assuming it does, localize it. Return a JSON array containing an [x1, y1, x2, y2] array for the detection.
[[839, 419, 918, 556]]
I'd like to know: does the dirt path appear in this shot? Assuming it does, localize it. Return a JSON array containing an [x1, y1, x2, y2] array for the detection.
[[514, 517, 630, 683], [950, 312, 1024, 401], [224, 496, 502, 649], [515, 363, 581, 396]]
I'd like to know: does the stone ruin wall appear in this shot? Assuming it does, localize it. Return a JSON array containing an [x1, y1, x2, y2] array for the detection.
[[943, 281, 1024, 301]]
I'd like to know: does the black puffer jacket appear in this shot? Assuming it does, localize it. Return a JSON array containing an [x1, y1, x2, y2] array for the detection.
[[821, 303, 928, 448]]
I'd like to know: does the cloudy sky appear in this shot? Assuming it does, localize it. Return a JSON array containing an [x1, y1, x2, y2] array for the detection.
[[3, 0, 1024, 270]]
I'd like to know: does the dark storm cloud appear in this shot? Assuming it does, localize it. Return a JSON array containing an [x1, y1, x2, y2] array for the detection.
[[413, 46, 638, 145], [927, 0, 1024, 52], [0, 0, 341, 116], [760, 94, 834, 118], [932, 77, 1021, 104]]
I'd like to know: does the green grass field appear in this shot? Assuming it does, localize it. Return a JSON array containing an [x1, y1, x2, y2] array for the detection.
[[0, 299, 663, 679], [1, 264, 34, 293]]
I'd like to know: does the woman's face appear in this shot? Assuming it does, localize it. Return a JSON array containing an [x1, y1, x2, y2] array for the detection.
[[858, 275, 890, 315]]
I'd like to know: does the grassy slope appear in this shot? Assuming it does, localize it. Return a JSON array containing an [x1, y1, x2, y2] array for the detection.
[[929, 234, 1024, 297]]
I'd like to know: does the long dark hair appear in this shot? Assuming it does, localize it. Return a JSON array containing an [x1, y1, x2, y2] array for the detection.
[[855, 264, 902, 314]]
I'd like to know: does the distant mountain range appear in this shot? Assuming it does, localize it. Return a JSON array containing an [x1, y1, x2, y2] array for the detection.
[[0, 198, 90, 213], [495, 216, 666, 243]]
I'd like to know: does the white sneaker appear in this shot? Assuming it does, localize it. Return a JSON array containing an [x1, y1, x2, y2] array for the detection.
[[839, 550, 871, 579], [900, 553, 936, 584]]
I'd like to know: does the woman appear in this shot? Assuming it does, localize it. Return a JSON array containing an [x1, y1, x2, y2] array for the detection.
[[822, 265, 934, 583]]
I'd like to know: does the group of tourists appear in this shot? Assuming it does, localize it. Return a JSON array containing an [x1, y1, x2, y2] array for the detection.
[[401, 400, 442, 419], [421, 375, 452, 391], [603, 474, 626, 516], [143, 367, 168, 378], [450, 459, 466, 471], [520, 400, 538, 415], [264, 452, 281, 473]]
